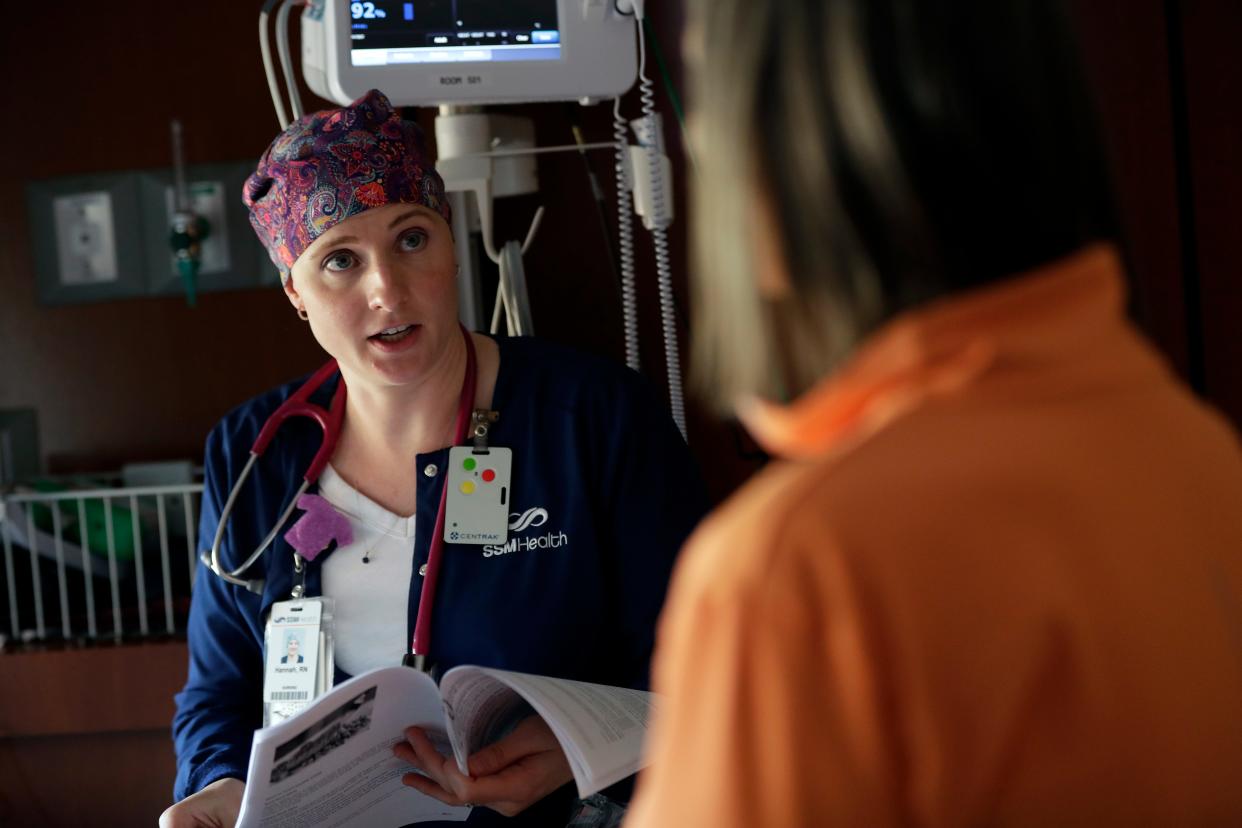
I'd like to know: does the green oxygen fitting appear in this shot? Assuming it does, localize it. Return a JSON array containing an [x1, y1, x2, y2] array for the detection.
[[170, 212, 210, 307]]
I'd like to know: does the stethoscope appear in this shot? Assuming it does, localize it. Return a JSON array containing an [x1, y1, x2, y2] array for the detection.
[[203, 325, 479, 670]]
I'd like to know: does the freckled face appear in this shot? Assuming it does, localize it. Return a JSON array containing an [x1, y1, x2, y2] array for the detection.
[[285, 203, 458, 391]]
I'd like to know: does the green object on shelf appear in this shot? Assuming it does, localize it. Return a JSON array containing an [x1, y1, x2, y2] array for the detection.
[[27, 480, 136, 562]]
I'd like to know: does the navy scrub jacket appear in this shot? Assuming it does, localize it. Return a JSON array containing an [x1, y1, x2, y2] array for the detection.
[[172, 336, 707, 825]]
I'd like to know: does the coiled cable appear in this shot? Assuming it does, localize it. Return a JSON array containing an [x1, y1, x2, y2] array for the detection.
[[635, 18, 687, 439], [613, 97, 642, 372]]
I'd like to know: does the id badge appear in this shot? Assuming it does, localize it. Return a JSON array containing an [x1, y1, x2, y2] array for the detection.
[[263, 597, 335, 726], [444, 446, 512, 546]]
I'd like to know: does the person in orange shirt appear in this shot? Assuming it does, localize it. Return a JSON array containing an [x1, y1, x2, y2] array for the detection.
[[626, 1, 1242, 825]]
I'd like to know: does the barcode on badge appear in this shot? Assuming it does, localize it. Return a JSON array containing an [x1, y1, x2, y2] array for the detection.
[[270, 691, 309, 701]]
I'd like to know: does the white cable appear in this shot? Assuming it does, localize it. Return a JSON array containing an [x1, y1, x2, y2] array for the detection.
[[503, 245, 524, 336], [489, 214, 542, 337], [491, 247, 520, 336], [490, 279, 505, 335], [501, 250, 515, 336], [499, 252, 513, 335], [522, 206, 546, 255], [636, 19, 687, 439], [614, 96, 641, 372], [491, 235, 510, 336], [259, 6, 290, 129], [650, 230, 684, 438], [504, 241, 535, 335], [471, 142, 617, 158], [276, 0, 305, 121]]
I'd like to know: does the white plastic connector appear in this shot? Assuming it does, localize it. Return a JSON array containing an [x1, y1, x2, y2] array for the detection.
[[628, 148, 674, 231], [628, 113, 674, 230], [435, 110, 542, 264], [631, 112, 665, 155]]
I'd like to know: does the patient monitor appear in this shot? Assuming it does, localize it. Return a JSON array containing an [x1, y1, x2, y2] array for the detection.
[[302, 0, 638, 107]]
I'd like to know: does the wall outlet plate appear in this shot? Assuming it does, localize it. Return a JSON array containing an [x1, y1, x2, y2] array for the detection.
[[52, 191, 119, 285], [27, 174, 146, 305]]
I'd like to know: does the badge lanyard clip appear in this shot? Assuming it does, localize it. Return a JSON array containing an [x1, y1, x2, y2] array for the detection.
[[291, 552, 307, 599], [471, 409, 499, 453]]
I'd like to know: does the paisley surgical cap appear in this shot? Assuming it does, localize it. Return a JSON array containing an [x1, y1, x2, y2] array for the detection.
[[244, 89, 451, 280]]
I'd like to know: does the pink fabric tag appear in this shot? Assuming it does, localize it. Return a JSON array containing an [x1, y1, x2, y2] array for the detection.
[[284, 494, 353, 562]]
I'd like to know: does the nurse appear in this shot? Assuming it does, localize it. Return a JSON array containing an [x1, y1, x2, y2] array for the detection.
[[162, 89, 704, 827]]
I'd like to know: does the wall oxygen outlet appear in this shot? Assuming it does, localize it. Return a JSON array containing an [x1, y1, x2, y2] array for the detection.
[[163, 180, 231, 276]]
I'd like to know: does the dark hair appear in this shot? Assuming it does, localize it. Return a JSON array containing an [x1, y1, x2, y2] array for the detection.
[[688, 0, 1118, 404]]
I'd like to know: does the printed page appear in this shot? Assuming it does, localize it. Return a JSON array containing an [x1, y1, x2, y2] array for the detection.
[[236, 666, 472, 828], [440, 667, 655, 798], [436, 668, 538, 774]]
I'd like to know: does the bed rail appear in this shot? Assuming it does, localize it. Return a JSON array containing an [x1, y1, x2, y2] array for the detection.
[[0, 483, 204, 644]]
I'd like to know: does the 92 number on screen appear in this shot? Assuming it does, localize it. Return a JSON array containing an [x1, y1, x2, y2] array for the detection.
[[351, 2, 386, 20]]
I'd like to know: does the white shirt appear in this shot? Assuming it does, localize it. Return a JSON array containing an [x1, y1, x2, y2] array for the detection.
[[317, 464, 416, 677]]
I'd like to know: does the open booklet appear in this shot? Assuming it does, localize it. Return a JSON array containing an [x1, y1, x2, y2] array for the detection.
[[235, 664, 655, 827]]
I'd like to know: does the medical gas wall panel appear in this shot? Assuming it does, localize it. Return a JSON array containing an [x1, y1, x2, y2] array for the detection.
[[25, 164, 273, 306]]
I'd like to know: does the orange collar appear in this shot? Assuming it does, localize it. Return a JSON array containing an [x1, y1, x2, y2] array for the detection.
[[740, 244, 1128, 459]]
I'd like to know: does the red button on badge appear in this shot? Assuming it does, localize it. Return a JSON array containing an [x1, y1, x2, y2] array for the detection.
[[481, 469, 496, 483]]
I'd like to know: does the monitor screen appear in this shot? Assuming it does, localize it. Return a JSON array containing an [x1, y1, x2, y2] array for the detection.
[[350, 0, 562, 67]]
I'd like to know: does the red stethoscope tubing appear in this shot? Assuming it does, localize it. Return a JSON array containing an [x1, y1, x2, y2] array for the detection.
[[411, 327, 477, 662], [204, 324, 477, 665], [252, 359, 348, 483], [206, 360, 348, 593]]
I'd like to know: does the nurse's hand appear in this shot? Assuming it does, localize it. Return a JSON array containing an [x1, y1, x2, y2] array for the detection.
[[158, 777, 244, 828], [394, 716, 573, 817]]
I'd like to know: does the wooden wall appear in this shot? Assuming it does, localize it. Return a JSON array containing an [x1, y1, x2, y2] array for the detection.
[[0, 642, 186, 825]]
